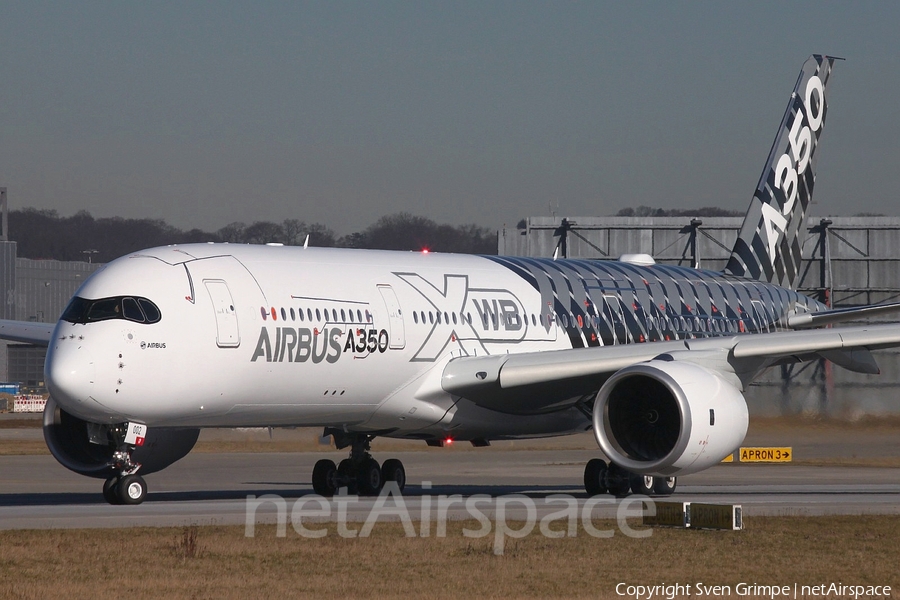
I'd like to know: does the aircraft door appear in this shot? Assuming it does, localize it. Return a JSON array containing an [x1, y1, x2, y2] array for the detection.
[[751, 300, 771, 334], [603, 294, 627, 345], [377, 285, 406, 349], [204, 280, 240, 347]]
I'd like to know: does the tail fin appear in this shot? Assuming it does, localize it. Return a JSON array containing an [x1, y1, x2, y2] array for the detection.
[[724, 55, 840, 288]]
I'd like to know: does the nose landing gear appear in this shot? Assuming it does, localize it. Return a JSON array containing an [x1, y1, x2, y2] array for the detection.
[[101, 423, 148, 505]]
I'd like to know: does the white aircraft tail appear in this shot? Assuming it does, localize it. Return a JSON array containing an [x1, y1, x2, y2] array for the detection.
[[724, 55, 841, 289]]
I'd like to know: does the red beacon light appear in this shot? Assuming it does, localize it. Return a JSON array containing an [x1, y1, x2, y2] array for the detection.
[[421, 248, 430, 254], [444, 436, 453, 446]]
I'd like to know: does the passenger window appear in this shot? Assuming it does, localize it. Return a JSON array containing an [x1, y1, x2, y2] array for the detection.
[[341, 309, 346, 322]]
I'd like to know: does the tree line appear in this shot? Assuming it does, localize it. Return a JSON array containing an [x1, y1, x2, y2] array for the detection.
[[7, 209, 499, 263]]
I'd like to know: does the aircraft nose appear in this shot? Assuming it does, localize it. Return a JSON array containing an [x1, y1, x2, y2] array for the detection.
[[45, 340, 95, 412]]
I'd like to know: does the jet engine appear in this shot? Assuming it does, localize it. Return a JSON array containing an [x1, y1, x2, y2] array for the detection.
[[593, 359, 748, 477], [43, 397, 200, 479]]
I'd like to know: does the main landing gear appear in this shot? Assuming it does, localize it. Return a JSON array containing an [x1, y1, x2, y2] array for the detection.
[[583, 458, 676, 498], [102, 446, 148, 505], [312, 433, 406, 496]]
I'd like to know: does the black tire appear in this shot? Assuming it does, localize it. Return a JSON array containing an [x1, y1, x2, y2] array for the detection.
[[583, 458, 608, 496], [381, 458, 406, 492], [605, 464, 631, 498], [336, 458, 358, 494], [312, 459, 338, 496], [630, 474, 655, 495], [652, 476, 677, 496], [117, 475, 147, 505], [102, 477, 120, 505], [356, 457, 383, 496]]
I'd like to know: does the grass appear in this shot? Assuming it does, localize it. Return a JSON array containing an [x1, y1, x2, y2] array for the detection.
[[0, 517, 897, 599]]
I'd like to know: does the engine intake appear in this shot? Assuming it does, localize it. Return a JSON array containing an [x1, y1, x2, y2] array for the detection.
[[43, 397, 200, 479], [593, 359, 748, 477]]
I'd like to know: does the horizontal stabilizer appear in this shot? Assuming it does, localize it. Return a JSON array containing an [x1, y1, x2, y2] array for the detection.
[[787, 302, 900, 328]]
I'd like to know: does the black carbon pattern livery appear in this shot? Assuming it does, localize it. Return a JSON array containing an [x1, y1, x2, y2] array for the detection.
[[725, 55, 840, 289], [486, 256, 823, 349]]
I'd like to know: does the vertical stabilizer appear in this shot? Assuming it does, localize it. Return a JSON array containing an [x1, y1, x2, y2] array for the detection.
[[724, 55, 840, 288]]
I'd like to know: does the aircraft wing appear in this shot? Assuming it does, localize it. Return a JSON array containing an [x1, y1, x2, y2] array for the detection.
[[0, 320, 54, 346], [441, 323, 900, 415]]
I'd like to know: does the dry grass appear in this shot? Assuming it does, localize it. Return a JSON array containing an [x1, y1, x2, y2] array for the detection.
[[0, 517, 897, 599], [0, 419, 41, 429], [0, 440, 48, 456]]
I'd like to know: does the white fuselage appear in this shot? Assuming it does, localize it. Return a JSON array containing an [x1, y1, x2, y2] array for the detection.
[[46, 244, 587, 440]]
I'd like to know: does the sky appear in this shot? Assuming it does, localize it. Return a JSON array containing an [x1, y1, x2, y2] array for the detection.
[[2, 2, 899, 235]]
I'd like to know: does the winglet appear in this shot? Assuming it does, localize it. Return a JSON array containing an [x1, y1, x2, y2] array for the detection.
[[724, 55, 841, 289]]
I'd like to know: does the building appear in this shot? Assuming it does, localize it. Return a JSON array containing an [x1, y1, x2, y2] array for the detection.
[[0, 241, 101, 390]]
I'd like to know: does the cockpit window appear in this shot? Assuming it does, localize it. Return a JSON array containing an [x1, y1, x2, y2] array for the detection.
[[138, 299, 161, 323], [122, 297, 144, 321], [61, 296, 162, 325]]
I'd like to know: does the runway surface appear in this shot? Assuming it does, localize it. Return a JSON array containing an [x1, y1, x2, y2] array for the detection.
[[2, 448, 899, 530]]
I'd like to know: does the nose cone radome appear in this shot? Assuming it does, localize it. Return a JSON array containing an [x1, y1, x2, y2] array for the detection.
[[45, 340, 95, 416]]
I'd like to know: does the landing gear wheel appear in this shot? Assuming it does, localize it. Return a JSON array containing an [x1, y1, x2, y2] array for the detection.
[[117, 474, 147, 505], [605, 464, 631, 497], [312, 459, 338, 496], [630, 474, 655, 495], [381, 458, 406, 492], [357, 457, 383, 496], [583, 458, 608, 496], [102, 477, 120, 505], [652, 476, 677, 496]]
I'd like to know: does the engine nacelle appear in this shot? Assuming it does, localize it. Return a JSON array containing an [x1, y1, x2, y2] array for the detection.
[[593, 359, 748, 477], [43, 397, 200, 479]]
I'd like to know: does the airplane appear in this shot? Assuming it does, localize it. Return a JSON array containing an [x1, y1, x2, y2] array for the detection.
[[4, 54, 900, 506]]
